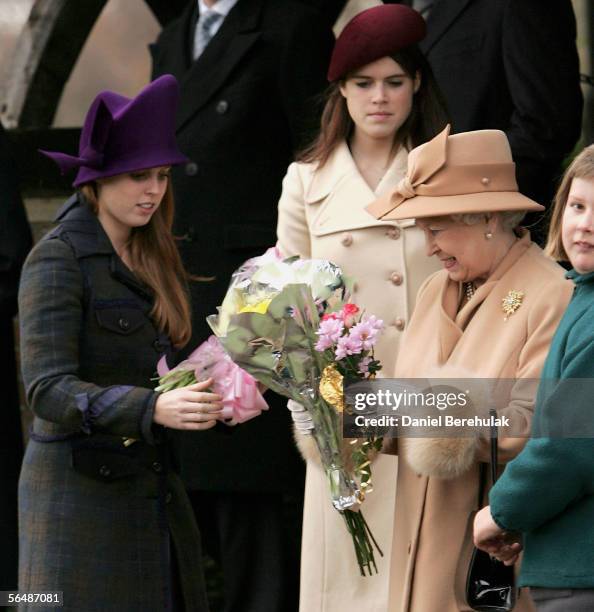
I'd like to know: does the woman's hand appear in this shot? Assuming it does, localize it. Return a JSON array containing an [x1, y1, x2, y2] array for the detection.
[[473, 505, 523, 566], [154, 378, 223, 430]]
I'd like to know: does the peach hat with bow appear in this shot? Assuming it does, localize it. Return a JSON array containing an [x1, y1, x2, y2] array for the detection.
[[366, 125, 544, 221]]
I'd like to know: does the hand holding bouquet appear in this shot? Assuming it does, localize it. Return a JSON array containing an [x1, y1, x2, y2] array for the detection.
[[155, 335, 268, 425], [207, 247, 384, 575]]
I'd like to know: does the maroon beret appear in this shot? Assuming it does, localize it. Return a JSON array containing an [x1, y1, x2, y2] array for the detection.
[[327, 5, 426, 82]]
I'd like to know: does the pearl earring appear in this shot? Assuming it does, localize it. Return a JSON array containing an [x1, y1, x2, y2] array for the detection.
[[485, 231, 493, 240]]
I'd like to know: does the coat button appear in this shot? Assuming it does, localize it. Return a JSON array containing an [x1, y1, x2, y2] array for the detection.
[[152, 461, 163, 474], [481, 177, 490, 186], [153, 339, 166, 353], [390, 272, 403, 286], [394, 318, 405, 331], [216, 100, 229, 114], [185, 162, 198, 176], [118, 318, 130, 331], [341, 233, 353, 247], [165, 491, 173, 504], [99, 465, 111, 478], [386, 227, 401, 240]]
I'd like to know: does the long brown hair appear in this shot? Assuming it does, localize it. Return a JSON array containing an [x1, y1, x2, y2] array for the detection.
[[545, 145, 594, 262], [81, 181, 192, 347], [299, 45, 449, 167]]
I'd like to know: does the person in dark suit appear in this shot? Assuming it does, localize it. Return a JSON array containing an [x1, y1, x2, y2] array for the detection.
[[0, 122, 32, 592], [150, 2, 334, 610], [387, 0, 583, 243]]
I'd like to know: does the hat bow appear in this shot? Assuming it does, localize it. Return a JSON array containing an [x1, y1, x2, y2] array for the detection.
[[366, 124, 451, 220]]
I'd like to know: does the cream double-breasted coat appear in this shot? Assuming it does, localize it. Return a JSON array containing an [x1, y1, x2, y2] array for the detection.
[[387, 234, 573, 612], [276, 142, 439, 612]]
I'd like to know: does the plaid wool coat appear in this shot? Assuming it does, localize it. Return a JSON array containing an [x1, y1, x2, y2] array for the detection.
[[17, 196, 208, 612]]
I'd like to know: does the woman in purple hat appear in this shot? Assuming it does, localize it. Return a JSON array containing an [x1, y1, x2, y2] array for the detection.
[[17, 75, 217, 611], [275, 5, 448, 611]]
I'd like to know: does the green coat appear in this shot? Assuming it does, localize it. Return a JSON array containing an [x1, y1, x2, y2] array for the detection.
[[18, 196, 208, 611], [489, 269, 594, 588]]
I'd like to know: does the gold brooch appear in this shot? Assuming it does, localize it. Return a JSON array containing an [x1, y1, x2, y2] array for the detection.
[[502, 290, 524, 320]]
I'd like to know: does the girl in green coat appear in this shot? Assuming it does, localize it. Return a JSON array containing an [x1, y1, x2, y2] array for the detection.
[[473, 144, 594, 611]]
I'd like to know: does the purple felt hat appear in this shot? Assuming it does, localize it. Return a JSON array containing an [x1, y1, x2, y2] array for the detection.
[[327, 5, 426, 81], [40, 74, 188, 187]]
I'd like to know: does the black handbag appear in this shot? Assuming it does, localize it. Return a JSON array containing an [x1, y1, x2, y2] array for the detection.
[[456, 409, 518, 612]]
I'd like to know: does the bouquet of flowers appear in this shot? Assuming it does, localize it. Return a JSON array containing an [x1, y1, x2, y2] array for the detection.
[[155, 335, 268, 425], [207, 247, 384, 575]]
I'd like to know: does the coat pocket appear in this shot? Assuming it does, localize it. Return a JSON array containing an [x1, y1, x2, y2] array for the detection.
[[94, 299, 146, 335], [311, 216, 416, 237], [71, 442, 141, 482]]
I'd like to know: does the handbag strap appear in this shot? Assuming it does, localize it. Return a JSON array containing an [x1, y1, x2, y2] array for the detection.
[[490, 407, 498, 484], [477, 408, 499, 508]]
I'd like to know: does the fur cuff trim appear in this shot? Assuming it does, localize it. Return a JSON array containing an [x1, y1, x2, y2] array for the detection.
[[293, 426, 320, 464], [293, 426, 380, 471], [403, 436, 478, 479]]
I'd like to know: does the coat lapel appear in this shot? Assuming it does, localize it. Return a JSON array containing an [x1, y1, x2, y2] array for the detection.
[[176, 0, 264, 132], [150, 1, 195, 80], [309, 143, 411, 235], [109, 258, 154, 305], [437, 231, 532, 360], [437, 277, 463, 363], [420, 0, 473, 54]]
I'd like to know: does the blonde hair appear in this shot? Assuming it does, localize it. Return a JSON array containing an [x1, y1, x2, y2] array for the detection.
[[545, 145, 594, 261], [81, 182, 192, 347]]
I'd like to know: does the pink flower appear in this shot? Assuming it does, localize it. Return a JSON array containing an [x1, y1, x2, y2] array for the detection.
[[365, 315, 384, 331], [315, 336, 334, 351], [315, 317, 344, 352], [349, 319, 381, 351], [358, 356, 372, 375], [321, 312, 340, 321], [341, 303, 360, 328], [335, 334, 363, 360]]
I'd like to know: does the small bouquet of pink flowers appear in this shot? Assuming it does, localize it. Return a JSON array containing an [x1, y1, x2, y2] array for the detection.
[[155, 335, 268, 425], [316, 304, 383, 374], [207, 247, 384, 575]]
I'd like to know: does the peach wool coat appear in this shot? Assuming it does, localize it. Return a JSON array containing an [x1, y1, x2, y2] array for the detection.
[[276, 142, 439, 612], [385, 233, 573, 612]]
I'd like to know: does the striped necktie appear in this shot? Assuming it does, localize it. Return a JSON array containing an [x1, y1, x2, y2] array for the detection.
[[193, 10, 223, 60]]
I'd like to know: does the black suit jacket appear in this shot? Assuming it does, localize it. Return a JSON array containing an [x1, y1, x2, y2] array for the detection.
[[0, 122, 31, 590], [298, 0, 348, 25], [392, 0, 583, 237], [151, 0, 334, 491]]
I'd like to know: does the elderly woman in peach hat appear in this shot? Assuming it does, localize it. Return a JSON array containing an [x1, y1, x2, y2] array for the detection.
[[367, 126, 573, 612]]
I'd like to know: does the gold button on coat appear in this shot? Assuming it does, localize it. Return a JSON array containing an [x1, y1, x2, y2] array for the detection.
[[386, 227, 401, 240], [341, 233, 353, 247], [390, 272, 403, 286]]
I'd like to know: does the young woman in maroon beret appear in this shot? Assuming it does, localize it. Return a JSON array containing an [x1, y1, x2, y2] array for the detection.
[[276, 5, 448, 611], [18, 76, 221, 611]]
